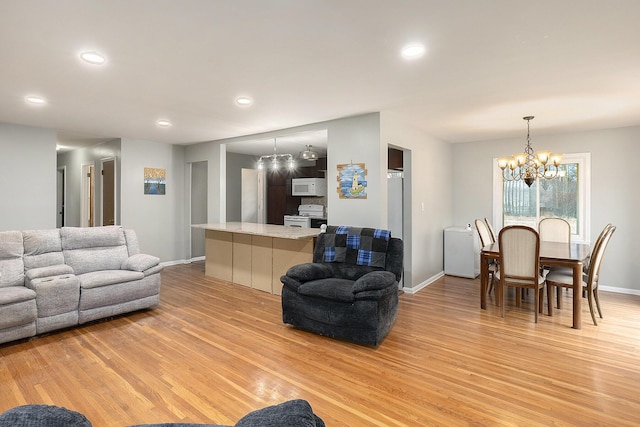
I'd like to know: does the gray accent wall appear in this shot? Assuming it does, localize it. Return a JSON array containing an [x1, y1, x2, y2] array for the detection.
[[120, 138, 186, 263], [191, 161, 208, 258], [226, 152, 258, 222], [0, 123, 57, 230], [452, 125, 640, 292], [381, 112, 453, 289]]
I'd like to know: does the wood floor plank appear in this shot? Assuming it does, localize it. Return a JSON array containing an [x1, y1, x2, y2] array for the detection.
[[1, 262, 640, 426]]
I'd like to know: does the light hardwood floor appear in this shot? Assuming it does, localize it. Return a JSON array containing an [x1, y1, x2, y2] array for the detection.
[[1, 262, 640, 426]]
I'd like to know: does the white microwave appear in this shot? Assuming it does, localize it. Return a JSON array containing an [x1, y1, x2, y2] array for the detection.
[[292, 178, 326, 197]]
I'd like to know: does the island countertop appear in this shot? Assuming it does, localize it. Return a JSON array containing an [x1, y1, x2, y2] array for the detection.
[[192, 222, 321, 240]]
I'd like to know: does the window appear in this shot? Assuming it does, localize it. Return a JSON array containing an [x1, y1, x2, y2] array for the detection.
[[492, 153, 591, 242]]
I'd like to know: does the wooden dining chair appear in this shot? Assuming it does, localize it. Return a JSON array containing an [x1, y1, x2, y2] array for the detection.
[[546, 225, 616, 325], [484, 217, 497, 243], [547, 223, 614, 306], [496, 225, 545, 322], [538, 217, 571, 243], [475, 219, 498, 294]]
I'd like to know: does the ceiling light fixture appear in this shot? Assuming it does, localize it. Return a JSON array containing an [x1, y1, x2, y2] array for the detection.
[[80, 51, 106, 65], [235, 96, 253, 106], [401, 43, 426, 60], [26, 96, 46, 105], [497, 116, 563, 187], [157, 119, 172, 127], [300, 145, 318, 161], [257, 138, 295, 170]]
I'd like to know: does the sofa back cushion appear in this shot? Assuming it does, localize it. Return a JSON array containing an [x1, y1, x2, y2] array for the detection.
[[22, 229, 65, 270], [314, 231, 404, 282], [61, 226, 129, 275], [0, 230, 25, 287], [124, 229, 140, 256]]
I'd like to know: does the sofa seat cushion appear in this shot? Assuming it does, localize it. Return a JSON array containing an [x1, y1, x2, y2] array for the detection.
[[79, 270, 145, 289], [0, 286, 36, 305], [297, 278, 355, 302], [0, 287, 37, 330]]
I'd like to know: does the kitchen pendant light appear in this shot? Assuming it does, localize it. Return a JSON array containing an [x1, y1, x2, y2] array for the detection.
[[300, 145, 318, 161], [256, 138, 295, 170]]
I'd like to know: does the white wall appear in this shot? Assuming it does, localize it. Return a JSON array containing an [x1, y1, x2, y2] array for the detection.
[[226, 152, 258, 221], [325, 113, 385, 228], [381, 113, 454, 289], [0, 123, 57, 230], [120, 139, 186, 263], [452, 125, 640, 292]]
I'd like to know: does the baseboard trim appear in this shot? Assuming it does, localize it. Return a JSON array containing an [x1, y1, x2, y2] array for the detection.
[[403, 271, 445, 294], [160, 256, 204, 267]]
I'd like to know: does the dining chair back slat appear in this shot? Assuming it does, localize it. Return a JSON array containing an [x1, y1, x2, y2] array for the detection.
[[475, 219, 492, 247], [484, 217, 497, 243], [538, 217, 571, 243]]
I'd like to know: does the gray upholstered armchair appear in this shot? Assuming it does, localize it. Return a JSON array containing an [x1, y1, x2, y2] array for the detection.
[[280, 225, 403, 347]]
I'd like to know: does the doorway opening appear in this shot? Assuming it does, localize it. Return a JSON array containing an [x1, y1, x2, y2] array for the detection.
[[56, 166, 66, 228], [387, 145, 411, 289], [101, 158, 116, 226]]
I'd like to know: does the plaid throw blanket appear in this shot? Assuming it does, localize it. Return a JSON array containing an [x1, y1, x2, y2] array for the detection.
[[323, 225, 391, 268]]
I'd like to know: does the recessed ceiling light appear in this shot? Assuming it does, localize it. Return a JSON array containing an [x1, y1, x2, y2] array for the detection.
[[80, 51, 106, 65], [401, 43, 426, 60], [26, 96, 46, 105], [235, 96, 253, 106], [157, 119, 172, 127]]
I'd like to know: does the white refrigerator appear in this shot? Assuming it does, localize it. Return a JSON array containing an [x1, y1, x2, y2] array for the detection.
[[444, 227, 480, 278]]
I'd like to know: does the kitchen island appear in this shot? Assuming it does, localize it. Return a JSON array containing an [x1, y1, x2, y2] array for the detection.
[[192, 222, 321, 295]]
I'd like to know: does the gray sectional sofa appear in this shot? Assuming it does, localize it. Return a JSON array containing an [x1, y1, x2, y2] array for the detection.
[[0, 226, 162, 345]]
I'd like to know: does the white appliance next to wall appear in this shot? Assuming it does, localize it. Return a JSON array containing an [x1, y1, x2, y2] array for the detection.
[[444, 226, 480, 278], [291, 178, 326, 196], [284, 204, 325, 228]]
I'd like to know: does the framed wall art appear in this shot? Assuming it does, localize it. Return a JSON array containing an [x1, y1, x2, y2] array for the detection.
[[337, 162, 367, 199], [144, 167, 166, 195]]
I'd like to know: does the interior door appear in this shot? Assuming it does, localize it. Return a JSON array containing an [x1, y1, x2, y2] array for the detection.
[[102, 159, 115, 226]]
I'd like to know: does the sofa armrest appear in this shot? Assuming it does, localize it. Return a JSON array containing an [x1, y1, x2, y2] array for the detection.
[[352, 270, 396, 293], [280, 274, 303, 292], [121, 253, 160, 272], [25, 265, 74, 281], [284, 263, 333, 282]]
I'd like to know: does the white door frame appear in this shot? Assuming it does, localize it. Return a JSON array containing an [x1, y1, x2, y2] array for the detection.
[[80, 162, 95, 227]]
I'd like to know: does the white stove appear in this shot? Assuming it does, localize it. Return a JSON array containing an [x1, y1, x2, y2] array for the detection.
[[284, 204, 325, 228]]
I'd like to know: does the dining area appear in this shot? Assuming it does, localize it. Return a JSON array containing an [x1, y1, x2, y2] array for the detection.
[[476, 217, 616, 329]]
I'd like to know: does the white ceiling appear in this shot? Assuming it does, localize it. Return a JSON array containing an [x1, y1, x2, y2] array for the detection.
[[1, 0, 639, 155]]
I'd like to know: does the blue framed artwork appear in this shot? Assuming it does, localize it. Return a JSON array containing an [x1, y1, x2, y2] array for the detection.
[[144, 167, 166, 195]]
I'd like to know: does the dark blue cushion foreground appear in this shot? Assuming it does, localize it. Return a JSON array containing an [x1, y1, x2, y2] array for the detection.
[[0, 399, 324, 427], [0, 404, 91, 427], [235, 399, 325, 427]]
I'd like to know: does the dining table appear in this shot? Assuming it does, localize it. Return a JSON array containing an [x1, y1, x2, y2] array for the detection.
[[480, 240, 591, 329]]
